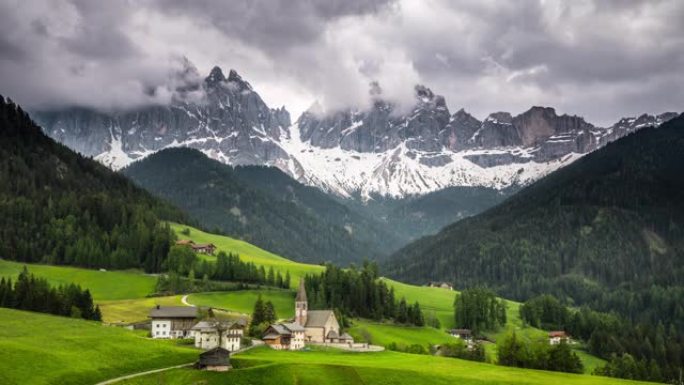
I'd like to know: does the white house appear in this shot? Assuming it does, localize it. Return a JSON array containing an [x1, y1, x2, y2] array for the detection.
[[191, 320, 245, 351], [149, 306, 197, 339], [549, 331, 570, 345]]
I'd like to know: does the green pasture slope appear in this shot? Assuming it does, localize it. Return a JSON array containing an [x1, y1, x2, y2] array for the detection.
[[170, 222, 324, 287], [0, 308, 198, 385], [187, 289, 296, 319], [120, 346, 653, 385], [0, 259, 156, 301]]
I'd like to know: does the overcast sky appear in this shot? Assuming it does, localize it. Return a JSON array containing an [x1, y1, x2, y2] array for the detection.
[[0, 0, 682, 125]]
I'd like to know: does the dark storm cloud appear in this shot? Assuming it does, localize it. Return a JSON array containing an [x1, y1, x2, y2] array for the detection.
[[0, 0, 682, 124]]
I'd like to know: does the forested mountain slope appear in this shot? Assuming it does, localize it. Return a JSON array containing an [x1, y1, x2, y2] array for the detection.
[[386, 114, 684, 328], [0, 96, 185, 272], [122, 148, 394, 265]]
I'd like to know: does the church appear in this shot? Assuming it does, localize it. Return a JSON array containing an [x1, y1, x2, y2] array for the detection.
[[263, 280, 353, 349]]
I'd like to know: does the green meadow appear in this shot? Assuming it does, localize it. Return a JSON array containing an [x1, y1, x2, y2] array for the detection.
[[170, 222, 324, 287], [349, 320, 454, 348], [187, 289, 296, 319], [99, 295, 185, 324], [119, 346, 653, 385], [0, 308, 198, 385], [0, 258, 156, 301]]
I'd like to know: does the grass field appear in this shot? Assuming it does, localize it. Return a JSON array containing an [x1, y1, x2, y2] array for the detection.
[[98, 295, 185, 324], [170, 223, 323, 288], [120, 346, 653, 385], [187, 289, 296, 319], [0, 259, 156, 300], [0, 308, 198, 385], [349, 320, 454, 348]]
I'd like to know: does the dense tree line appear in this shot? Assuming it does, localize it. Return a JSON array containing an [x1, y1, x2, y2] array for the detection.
[[0, 96, 185, 272], [248, 294, 278, 336], [519, 294, 569, 330], [386, 115, 684, 335], [162, 247, 290, 291], [454, 288, 507, 334], [520, 294, 684, 382], [122, 147, 393, 265], [0, 267, 101, 321], [497, 332, 583, 374], [438, 340, 486, 362], [305, 262, 425, 326]]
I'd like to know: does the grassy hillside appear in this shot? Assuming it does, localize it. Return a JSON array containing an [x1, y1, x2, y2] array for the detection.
[[120, 346, 652, 385], [123, 148, 392, 265], [187, 290, 296, 319], [349, 320, 454, 348], [99, 295, 184, 324], [0, 259, 156, 301], [0, 308, 198, 385], [170, 223, 324, 287]]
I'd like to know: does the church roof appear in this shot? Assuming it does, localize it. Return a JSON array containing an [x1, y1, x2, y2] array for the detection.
[[296, 279, 307, 302], [327, 329, 339, 339], [305, 310, 335, 328]]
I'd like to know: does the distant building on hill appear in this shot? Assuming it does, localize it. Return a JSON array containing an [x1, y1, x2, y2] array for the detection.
[[149, 305, 197, 338], [428, 281, 453, 290], [175, 240, 216, 255], [197, 347, 231, 371], [548, 331, 570, 345], [191, 319, 245, 351], [449, 328, 472, 341]]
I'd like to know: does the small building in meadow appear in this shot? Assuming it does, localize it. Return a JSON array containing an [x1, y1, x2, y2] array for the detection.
[[549, 331, 570, 345], [197, 347, 231, 371], [191, 320, 244, 351], [191, 243, 216, 255], [428, 281, 453, 290], [449, 328, 472, 340], [150, 305, 197, 339], [175, 239, 195, 246]]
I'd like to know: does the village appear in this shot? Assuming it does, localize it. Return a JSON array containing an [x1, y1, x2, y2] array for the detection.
[[147, 262, 573, 372]]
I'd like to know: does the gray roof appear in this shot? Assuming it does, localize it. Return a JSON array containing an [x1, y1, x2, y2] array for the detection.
[[339, 332, 353, 341], [282, 322, 305, 332], [192, 320, 244, 331], [305, 310, 335, 328], [199, 347, 230, 366], [268, 324, 291, 336], [150, 306, 197, 319], [262, 333, 280, 340], [327, 329, 339, 339], [296, 279, 307, 302]]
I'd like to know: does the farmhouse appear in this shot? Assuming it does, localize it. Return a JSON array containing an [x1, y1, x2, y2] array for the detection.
[[174, 240, 216, 254], [197, 347, 231, 371], [149, 305, 197, 339], [549, 331, 570, 345], [428, 281, 453, 290], [262, 322, 306, 350], [449, 328, 473, 341], [191, 320, 244, 351]]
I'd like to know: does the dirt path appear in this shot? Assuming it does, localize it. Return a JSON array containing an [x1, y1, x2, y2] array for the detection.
[[94, 342, 263, 385]]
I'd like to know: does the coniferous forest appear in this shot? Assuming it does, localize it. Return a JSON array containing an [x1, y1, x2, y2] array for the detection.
[[305, 262, 425, 326], [0, 267, 101, 321], [387, 115, 684, 331], [0, 96, 185, 272]]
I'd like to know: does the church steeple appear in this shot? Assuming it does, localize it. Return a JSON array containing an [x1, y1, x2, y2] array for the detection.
[[295, 279, 308, 325]]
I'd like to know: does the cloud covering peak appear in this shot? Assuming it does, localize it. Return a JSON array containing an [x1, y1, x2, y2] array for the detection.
[[0, 0, 682, 124]]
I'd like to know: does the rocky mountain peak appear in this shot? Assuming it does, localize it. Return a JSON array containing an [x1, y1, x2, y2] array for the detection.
[[227, 69, 253, 91], [205, 66, 226, 85]]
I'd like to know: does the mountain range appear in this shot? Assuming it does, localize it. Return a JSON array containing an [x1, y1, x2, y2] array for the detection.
[[385, 113, 684, 327], [31, 62, 678, 200]]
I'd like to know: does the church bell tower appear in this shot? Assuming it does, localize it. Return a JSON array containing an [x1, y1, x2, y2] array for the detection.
[[295, 279, 308, 326]]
